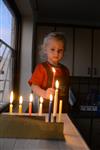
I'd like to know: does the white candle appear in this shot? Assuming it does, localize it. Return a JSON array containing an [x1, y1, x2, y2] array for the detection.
[[53, 80, 59, 117], [29, 93, 33, 115], [39, 97, 43, 115], [48, 94, 53, 122], [19, 96, 23, 113], [9, 91, 14, 113], [58, 100, 63, 122], [52, 67, 56, 88]]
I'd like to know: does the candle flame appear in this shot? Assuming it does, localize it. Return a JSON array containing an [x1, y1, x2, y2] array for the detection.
[[50, 94, 53, 101], [55, 80, 59, 89], [19, 96, 23, 104], [52, 67, 56, 74], [29, 93, 33, 102], [40, 97, 43, 103], [10, 91, 13, 103]]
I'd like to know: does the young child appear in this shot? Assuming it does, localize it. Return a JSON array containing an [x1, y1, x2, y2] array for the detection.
[[28, 32, 70, 113]]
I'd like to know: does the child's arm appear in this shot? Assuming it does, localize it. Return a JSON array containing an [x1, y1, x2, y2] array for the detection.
[[31, 84, 55, 99]]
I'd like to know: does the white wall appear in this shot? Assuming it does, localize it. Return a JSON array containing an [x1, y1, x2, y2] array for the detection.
[[19, 17, 33, 101]]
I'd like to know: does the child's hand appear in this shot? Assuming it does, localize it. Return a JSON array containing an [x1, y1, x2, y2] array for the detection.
[[45, 88, 55, 99]]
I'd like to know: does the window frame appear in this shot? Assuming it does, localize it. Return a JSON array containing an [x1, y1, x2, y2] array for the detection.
[[3, 0, 22, 100]]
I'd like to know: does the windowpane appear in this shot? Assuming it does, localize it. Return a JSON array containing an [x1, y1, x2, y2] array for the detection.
[[0, 0, 16, 48], [0, 0, 16, 103]]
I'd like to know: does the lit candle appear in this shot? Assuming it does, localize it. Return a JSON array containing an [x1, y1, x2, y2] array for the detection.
[[58, 100, 63, 122], [48, 94, 53, 122], [19, 96, 23, 113], [52, 67, 56, 88], [9, 91, 13, 113], [39, 97, 43, 115], [53, 80, 59, 117], [29, 93, 33, 115]]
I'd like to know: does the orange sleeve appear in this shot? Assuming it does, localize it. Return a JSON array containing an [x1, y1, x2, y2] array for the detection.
[[28, 64, 47, 88]]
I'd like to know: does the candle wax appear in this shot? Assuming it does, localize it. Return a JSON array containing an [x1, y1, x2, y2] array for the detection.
[[19, 104, 22, 113], [9, 104, 13, 113], [53, 88, 58, 117], [58, 100, 62, 122], [39, 103, 42, 115], [29, 102, 32, 115], [48, 101, 52, 122]]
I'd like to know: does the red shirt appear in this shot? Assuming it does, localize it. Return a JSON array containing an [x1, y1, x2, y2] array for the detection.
[[28, 61, 70, 113], [28, 61, 69, 90], [28, 63, 47, 89]]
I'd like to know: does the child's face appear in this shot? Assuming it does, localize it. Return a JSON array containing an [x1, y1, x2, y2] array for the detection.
[[45, 38, 64, 65]]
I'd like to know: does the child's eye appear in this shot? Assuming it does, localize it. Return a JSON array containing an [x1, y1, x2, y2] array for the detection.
[[58, 49, 63, 53], [51, 48, 55, 51]]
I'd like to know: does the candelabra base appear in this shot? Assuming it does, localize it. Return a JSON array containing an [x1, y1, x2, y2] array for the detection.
[[0, 114, 64, 140]]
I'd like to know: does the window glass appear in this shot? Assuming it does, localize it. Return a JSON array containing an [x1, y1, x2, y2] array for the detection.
[[0, 0, 16, 48], [0, 0, 16, 103]]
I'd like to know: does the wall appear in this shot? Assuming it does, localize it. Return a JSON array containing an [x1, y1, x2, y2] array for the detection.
[[19, 17, 33, 100]]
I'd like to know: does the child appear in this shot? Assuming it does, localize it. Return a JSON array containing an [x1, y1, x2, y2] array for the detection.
[[28, 32, 70, 113]]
